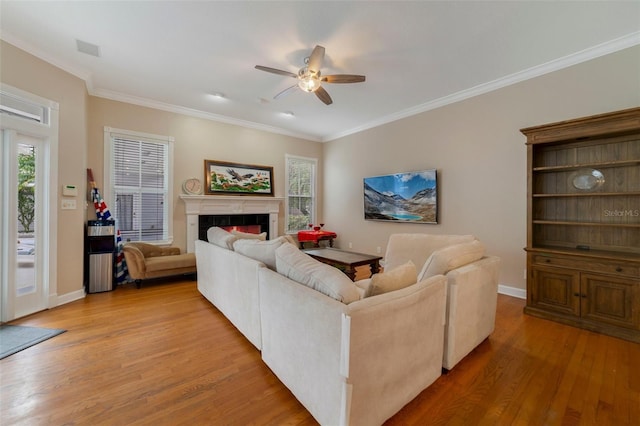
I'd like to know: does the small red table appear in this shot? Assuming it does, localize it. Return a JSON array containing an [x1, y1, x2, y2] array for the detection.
[[297, 230, 337, 248]]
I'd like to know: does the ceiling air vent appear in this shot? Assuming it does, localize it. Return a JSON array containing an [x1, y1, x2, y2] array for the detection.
[[76, 39, 101, 57]]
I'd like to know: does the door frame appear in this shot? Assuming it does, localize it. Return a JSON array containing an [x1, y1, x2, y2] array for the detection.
[[0, 83, 59, 321]]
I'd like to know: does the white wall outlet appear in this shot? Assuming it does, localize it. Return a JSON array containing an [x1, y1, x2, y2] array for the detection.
[[376, 246, 382, 254], [348, 242, 353, 249], [61, 199, 76, 210]]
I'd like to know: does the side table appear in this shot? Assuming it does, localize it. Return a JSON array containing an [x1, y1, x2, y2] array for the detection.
[[297, 230, 337, 248]]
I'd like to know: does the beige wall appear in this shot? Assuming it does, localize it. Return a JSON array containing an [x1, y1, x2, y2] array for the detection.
[[87, 97, 323, 252], [2, 40, 321, 301], [322, 45, 640, 290], [3, 38, 639, 300], [1, 40, 88, 298]]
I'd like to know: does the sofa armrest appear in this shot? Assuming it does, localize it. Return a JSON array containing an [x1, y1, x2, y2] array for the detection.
[[443, 255, 501, 370], [122, 245, 146, 279], [196, 239, 265, 349], [259, 267, 349, 426], [344, 274, 447, 426], [259, 268, 447, 426]]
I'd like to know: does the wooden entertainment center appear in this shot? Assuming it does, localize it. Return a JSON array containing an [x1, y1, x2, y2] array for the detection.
[[521, 107, 640, 343]]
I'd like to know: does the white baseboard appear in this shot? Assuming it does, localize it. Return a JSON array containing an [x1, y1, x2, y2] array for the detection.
[[54, 289, 86, 307], [498, 284, 526, 299]]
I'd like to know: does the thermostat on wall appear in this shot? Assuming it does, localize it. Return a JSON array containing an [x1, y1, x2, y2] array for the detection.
[[62, 184, 78, 196]]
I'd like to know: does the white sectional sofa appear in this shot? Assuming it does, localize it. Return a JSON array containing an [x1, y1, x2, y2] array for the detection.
[[378, 234, 501, 370], [195, 238, 266, 349], [258, 244, 447, 426], [195, 228, 500, 425]]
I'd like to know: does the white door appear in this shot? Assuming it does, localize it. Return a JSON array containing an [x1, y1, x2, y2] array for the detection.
[[1, 131, 47, 319], [1, 85, 58, 322]]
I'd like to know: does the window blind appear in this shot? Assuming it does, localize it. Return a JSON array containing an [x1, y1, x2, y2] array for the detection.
[[112, 137, 168, 242]]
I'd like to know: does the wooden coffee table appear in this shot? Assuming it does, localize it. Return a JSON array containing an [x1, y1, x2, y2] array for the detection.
[[303, 248, 382, 281]]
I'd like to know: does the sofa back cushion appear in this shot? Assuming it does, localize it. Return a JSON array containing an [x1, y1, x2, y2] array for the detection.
[[275, 243, 360, 304], [207, 227, 237, 250], [231, 229, 267, 241], [233, 236, 291, 270], [125, 242, 162, 258], [384, 234, 475, 272], [418, 239, 486, 280], [365, 260, 417, 297]]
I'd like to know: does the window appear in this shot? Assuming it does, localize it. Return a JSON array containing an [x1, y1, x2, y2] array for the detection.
[[104, 127, 173, 244], [0, 90, 49, 124], [285, 155, 317, 233]]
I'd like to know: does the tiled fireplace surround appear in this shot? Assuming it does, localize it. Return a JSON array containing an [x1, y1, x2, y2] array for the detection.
[[180, 195, 284, 253]]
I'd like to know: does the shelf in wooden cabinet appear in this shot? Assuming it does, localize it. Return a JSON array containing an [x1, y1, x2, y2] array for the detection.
[[532, 220, 640, 228], [526, 245, 640, 262], [532, 191, 640, 198], [532, 159, 640, 172]]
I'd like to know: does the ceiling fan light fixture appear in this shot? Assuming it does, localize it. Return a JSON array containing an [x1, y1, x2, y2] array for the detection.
[[297, 67, 321, 92]]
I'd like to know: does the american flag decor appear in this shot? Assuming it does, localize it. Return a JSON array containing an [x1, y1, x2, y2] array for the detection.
[[115, 229, 130, 284], [91, 187, 112, 221]]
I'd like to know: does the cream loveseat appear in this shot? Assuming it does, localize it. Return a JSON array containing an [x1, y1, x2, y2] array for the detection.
[[372, 233, 502, 370], [195, 227, 448, 425]]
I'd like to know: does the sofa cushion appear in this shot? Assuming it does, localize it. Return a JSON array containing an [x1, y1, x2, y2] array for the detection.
[[418, 240, 486, 280], [233, 236, 290, 270], [274, 243, 360, 304], [126, 242, 180, 258], [384, 234, 475, 272], [207, 227, 237, 250], [231, 229, 267, 241], [282, 234, 297, 246], [145, 253, 196, 273], [365, 260, 417, 297]]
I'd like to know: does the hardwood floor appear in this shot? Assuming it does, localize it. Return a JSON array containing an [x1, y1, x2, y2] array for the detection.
[[1, 278, 638, 425]]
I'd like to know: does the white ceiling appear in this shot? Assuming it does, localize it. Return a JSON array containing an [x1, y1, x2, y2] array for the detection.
[[1, 1, 639, 142]]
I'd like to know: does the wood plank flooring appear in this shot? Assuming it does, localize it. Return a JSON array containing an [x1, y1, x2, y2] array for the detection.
[[1, 278, 638, 425]]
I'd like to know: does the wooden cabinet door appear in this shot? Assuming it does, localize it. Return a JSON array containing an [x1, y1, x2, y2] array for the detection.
[[581, 273, 640, 330], [530, 266, 581, 316]]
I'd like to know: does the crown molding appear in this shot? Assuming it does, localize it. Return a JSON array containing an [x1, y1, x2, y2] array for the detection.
[[323, 31, 640, 142], [90, 88, 323, 142], [3, 29, 638, 144], [1, 31, 93, 85]]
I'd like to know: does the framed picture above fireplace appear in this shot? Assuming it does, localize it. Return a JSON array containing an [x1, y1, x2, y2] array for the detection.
[[204, 160, 274, 196]]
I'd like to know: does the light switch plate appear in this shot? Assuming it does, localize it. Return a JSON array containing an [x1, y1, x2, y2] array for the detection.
[[61, 199, 76, 210]]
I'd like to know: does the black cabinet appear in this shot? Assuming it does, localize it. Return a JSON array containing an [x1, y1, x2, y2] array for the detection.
[[85, 220, 115, 293]]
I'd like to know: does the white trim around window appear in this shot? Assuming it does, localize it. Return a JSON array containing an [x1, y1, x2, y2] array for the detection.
[[103, 127, 174, 245], [285, 154, 317, 234]]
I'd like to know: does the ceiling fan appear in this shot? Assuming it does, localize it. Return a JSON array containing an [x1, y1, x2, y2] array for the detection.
[[255, 45, 365, 105]]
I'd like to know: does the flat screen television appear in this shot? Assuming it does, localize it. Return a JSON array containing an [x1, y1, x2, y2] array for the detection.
[[364, 169, 437, 224]]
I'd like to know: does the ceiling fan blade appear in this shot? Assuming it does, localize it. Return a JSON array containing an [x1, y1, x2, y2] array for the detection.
[[307, 45, 325, 74], [322, 74, 366, 84], [314, 86, 333, 105], [255, 65, 297, 78], [274, 84, 298, 100]]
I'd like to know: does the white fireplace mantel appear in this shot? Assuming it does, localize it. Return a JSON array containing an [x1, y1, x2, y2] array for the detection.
[[179, 195, 283, 253]]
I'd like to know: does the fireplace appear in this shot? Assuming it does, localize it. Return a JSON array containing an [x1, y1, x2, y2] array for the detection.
[[180, 195, 283, 253], [198, 214, 269, 241]]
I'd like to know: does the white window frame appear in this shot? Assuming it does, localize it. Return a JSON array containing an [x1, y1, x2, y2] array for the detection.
[[103, 127, 174, 245], [285, 154, 317, 234]]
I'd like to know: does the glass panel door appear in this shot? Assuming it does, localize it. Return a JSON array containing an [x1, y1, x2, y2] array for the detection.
[[1, 130, 45, 319]]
